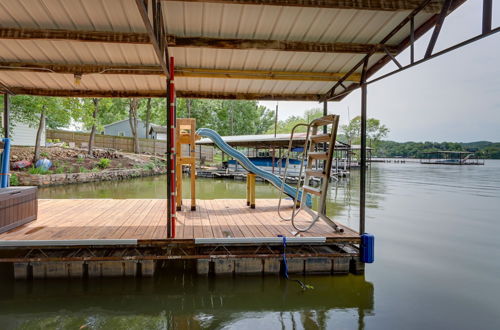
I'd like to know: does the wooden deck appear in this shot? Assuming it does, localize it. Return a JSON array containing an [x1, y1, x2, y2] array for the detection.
[[0, 199, 359, 243]]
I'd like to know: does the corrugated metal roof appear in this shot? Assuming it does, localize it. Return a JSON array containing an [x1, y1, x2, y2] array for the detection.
[[0, 0, 461, 100]]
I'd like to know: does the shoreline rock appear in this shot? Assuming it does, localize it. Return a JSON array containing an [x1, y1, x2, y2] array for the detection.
[[16, 167, 166, 187]]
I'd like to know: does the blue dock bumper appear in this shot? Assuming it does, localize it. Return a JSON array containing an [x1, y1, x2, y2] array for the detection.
[[360, 233, 375, 263]]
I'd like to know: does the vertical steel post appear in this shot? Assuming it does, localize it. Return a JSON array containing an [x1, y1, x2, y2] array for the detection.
[[322, 101, 328, 214], [166, 72, 172, 238], [410, 17, 415, 64], [169, 57, 176, 238], [3, 94, 9, 139], [323, 101, 327, 134], [483, 0, 492, 34], [359, 59, 368, 235]]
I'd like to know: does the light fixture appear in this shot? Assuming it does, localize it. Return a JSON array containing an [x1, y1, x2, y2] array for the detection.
[[74, 73, 82, 86]]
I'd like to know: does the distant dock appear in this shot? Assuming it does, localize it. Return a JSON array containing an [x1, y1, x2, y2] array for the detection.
[[420, 151, 485, 165]]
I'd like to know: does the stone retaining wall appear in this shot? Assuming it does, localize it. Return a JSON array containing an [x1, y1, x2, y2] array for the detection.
[[16, 167, 166, 187]]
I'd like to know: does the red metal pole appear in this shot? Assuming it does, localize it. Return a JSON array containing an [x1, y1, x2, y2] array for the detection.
[[169, 57, 176, 238]]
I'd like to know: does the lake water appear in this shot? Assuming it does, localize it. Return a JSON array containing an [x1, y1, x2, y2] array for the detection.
[[1, 161, 499, 329]]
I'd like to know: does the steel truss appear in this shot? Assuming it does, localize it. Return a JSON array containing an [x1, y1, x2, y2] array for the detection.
[[0, 243, 359, 263]]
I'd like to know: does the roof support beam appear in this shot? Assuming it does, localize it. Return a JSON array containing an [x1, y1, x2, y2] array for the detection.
[[0, 62, 361, 82], [135, 0, 170, 77], [169, 36, 397, 54], [482, 0, 493, 34], [0, 27, 396, 55], [163, 0, 443, 13], [6, 87, 320, 101], [176, 67, 360, 82], [424, 0, 453, 58]]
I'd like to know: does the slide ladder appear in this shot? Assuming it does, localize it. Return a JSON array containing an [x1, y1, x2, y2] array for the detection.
[[278, 115, 344, 233]]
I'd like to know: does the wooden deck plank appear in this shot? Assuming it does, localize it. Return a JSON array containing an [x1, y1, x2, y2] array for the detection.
[[0, 199, 359, 243], [213, 199, 246, 238]]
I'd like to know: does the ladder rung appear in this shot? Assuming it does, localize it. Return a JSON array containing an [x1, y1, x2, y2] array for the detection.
[[305, 170, 326, 178], [310, 133, 331, 143], [308, 151, 329, 160], [311, 115, 336, 126], [303, 185, 321, 196]]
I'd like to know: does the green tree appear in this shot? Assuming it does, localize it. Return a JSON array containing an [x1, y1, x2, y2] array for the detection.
[[129, 98, 141, 153], [176, 99, 274, 135], [10, 95, 72, 162], [341, 116, 389, 150]]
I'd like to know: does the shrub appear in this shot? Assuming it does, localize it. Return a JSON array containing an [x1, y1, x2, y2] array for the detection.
[[97, 158, 111, 169], [79, 166, 89, 173], [46, 139, 53, 143], [10, 173, 19, 186], [144, 162, 155, 170], [40, 151, 49, 158], [54, 167, 65, 174]]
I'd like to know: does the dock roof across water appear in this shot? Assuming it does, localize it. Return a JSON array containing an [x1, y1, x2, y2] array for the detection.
[[0, 0, 467, 101], [197, 132, 351, 148]]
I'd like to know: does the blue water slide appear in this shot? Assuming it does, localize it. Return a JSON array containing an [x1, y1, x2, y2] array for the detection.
[[197, 128, 306, 201]]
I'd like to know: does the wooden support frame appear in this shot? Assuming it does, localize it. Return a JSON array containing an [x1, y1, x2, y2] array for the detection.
[[176, 118, 198, 211]]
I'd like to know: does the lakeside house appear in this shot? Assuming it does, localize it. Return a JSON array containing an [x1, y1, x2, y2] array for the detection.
[[9, 120, 46, 147], [148, 124, 167, 140], [103, 119, 150, 139]]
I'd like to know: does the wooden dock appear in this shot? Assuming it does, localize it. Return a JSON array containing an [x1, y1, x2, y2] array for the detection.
[[0, 199, 362, 279]]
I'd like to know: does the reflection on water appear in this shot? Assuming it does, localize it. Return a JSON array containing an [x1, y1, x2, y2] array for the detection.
[[3, 160, 500, 329], [0, 267, 373, 329]]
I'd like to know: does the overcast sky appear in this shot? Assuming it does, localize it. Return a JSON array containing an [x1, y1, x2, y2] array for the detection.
[[260, 1, 500, 142]]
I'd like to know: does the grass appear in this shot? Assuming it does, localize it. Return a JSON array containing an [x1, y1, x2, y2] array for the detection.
[[28, 166, 52, 175], [40, 151, 49, 158]]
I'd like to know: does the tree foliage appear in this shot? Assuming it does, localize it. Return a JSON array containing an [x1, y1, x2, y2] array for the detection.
[[375, 140, 500, 159], [341, 116, 390, 150], [268, 108, 323, 134]]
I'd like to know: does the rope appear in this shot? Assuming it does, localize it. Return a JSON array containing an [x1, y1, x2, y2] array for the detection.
[[278, 235, 314, 291]]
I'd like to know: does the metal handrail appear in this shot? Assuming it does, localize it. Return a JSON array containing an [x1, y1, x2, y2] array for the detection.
[[277, 122, 311, 223]]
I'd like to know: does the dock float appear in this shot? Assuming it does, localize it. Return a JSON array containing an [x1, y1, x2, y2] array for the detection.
[[0, 199, 363, 279]]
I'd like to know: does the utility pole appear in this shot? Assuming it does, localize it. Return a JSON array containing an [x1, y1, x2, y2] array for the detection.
[[274, 102, 278, 137]]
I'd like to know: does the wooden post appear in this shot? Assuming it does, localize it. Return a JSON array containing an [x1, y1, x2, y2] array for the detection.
[[246, 175, 250, 206], [248, 173, 256, 209]]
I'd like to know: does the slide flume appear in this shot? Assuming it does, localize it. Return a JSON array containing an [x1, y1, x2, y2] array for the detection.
[[197, 128, 306, 201]]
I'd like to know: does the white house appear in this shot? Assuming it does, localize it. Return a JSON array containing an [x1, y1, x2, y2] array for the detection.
[[10, 121, 46, 147], [148, 124, 167, 140]]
